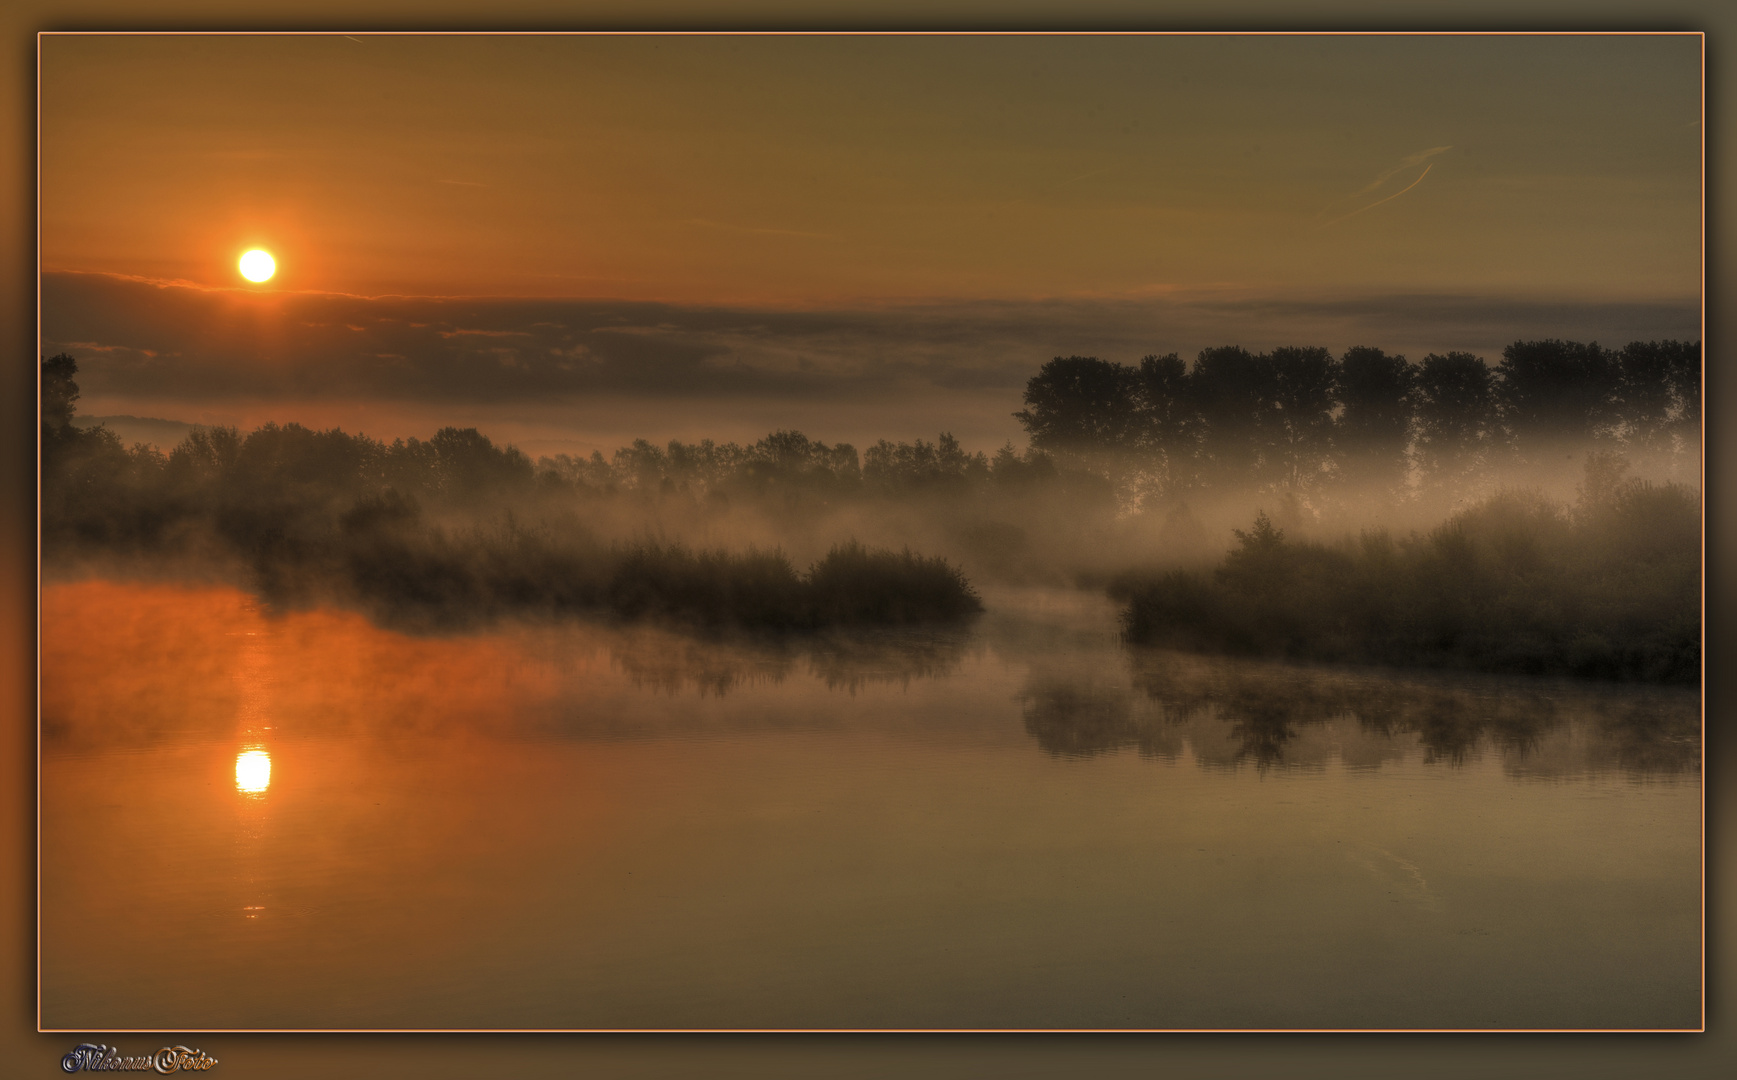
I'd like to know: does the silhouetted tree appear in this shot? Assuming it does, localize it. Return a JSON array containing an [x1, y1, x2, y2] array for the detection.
[[989, 443, 1059, 488], [1414, 352, 1497, 491], [1132, 352, 1199, 494], [430, 426, 533, 499], [1189, 346, 1279, 486], [1334, 346, 1415, 496], [864, 433, 988, 490], [1663, 339, 1701, 430], [42, 353, 80, 431], [1496, 339, 1618, 457], [41, 353, 88, 471], [1014, 356, 1143, 455], [41, 353, 174, 549], [1630, 339, 1703, 468], [747, 430, 861, 486], [385, 436, 442, 499], [1612, 340, 1679, 451], [229, 422, 384, 496], [164, 425, 241, 494], [1268, 345, 1338, 490], [613, 438, 670, 489], [664, 438, 744, 490]]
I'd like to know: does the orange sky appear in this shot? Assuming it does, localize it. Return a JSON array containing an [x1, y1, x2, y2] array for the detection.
[[41, 33, 1701, 306]]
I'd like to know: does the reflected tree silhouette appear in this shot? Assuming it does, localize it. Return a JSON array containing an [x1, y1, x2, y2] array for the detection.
[[1592, 699, 1701, 775], [1018, 676, 1154, 759], [609, 624, 973, 699], [1222, 711, 1297, 770], [804, 628, 974, 693], [610, 631, 797, 697], [1014, 646, 1699, 776]]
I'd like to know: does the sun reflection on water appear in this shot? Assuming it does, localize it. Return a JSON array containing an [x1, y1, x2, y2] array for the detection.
[[235, 749, 272, 795]]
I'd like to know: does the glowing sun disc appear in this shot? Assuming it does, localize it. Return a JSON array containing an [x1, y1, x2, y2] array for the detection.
[[235, 749, 272, 794], [239, 249, 276, 282]]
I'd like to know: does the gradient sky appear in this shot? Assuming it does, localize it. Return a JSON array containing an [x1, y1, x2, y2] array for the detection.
[[38, 32, 1702, 453]]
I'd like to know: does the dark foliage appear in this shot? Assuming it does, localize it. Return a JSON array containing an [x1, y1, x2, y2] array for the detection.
[[1615, 339, 1700, 449], [807, 541, 983, 624], [1267, 345, 1337, 490], [863, 433, 989, 492], [1115, 471, 1699, 684], [41, 355, 985, 633], [42, 353, 79, 430], [1413, 351, 1498, 488], [1497, 338, 1619, 454], [1335, 346, 1415, 494], [1189, 345, 1278, 483], [1013, 339, 1698, 501], [1133, 352, 1198, 489], [338, 530, 982, 634], [1013, 355, 1145, 454]]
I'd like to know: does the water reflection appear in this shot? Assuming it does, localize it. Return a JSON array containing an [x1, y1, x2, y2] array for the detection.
[[39, 580, 1699, 780], [235, 749, 272, 795], [607, 625, 974, 697], [1018, 647, 1699, 778], [39, 581, 1702, 1030], [1588, 701, 1702, 774], [1018, 676, 1158, 759]]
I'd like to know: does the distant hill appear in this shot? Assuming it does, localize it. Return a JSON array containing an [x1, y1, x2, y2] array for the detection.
[[72, 415, 199, 451]]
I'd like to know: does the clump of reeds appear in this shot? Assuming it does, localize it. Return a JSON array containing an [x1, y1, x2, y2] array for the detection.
[[1114, 473, 1699, 684], [283, 497, 985, 633]]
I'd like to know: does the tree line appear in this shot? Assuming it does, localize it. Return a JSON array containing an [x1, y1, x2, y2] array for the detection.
[[42, 351, 1089, 559], [1015, 340, 1700, 498], [40, 355, 986, 630]]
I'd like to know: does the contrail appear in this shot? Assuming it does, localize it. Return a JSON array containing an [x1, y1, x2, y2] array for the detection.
[[1353, 145, 1452, 197], [1320, 163, 1436, 229]]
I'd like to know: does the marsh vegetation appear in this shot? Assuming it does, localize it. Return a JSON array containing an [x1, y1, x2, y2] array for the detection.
[[41, 336, 1700, 680]]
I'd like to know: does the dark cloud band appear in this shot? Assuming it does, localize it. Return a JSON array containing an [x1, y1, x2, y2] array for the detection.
[[42, 271, 1699, 407]]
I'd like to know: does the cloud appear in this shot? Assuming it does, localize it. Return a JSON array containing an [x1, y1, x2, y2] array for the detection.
[[41, 271, 1697, 413], [1321, 163, 1439, 228], [1315, 146, 1453, 228], [1353, 146, 1453, 198], [438, 328, 532, 339]]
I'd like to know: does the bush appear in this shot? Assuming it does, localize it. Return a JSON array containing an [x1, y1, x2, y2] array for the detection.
[[808, 541, 983, 624], [1117, 482, 1699, 683]]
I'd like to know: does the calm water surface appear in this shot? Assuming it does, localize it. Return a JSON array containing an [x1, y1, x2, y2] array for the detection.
[[40, 580, 1701, 1030]]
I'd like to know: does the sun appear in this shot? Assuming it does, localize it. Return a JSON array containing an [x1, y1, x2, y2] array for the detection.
[[239, 249, 276, 283], [234, 749, 272, 794]]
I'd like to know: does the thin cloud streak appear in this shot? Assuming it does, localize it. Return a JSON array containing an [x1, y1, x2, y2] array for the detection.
[[1353, 145, 1453, 198], [1320, 163, 1438, 229]]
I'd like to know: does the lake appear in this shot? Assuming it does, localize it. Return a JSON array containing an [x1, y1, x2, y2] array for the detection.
[[39, 579, 1701, 1030]]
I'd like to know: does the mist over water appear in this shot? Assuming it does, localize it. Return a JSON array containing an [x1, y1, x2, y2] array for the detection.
[[40, 580, 1698, 1030], [37, 334, 1703, 1030]]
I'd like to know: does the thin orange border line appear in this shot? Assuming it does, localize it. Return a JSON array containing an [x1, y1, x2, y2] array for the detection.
[[34, 27, 1709, 1037], [31, 30, 1712, 35], [1696, 26, 1707, 1039], [35, 25, 44, 1046]]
